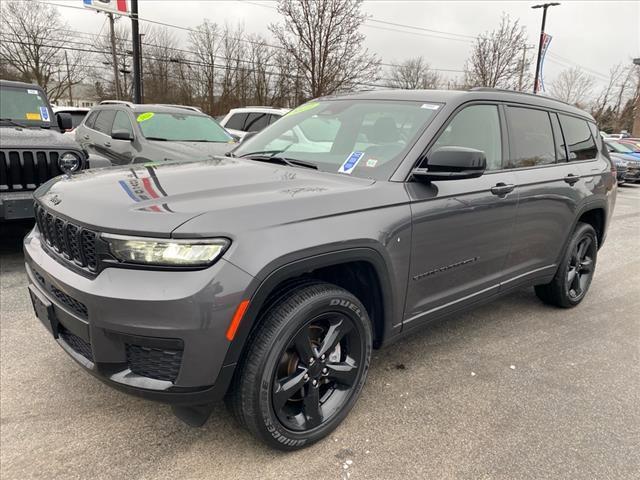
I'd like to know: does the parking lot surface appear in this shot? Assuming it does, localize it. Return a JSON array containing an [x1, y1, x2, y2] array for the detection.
[[1, 186, 639, 480]]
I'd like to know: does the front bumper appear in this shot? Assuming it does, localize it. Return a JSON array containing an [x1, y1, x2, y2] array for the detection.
[[1, 191, 35, 220], [24, 227, 253, 405], [624, 166, 640, 183]]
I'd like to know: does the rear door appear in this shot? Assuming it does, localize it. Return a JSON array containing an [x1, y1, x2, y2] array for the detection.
[[500, 106, 586, 287], [107, 111, 137, 165], [404, 103, 519, 327], [88, 109, 117, 163]]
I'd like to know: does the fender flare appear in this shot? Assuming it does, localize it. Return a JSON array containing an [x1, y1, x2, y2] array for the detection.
[[554, 199, 609, 267], [221, 246, 398, 371]]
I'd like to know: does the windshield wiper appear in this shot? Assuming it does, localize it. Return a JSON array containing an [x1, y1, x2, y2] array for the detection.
[[0, 118, 28, 128], [145, 136, 169, 141], [240, 153, 317, 170]]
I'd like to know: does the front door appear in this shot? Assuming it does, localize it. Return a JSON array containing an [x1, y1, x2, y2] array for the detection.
[[403, 103, 518, 328]]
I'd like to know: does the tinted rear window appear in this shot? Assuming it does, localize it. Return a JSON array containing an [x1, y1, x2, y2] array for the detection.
[[225, 112, 248, 130], [506, 107, 556, 168], [559, 114, 597, 161], [69, 112, 87, 128], [244, 112, 269, 132]]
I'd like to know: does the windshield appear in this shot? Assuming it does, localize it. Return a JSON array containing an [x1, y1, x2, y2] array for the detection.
[[136, 112, 234, 142], [606, 141, 634, 153], [232, 99, 441, 180], [0, 85, 53, 126]]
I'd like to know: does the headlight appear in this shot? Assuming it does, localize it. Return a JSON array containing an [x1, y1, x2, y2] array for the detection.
[[59, 152, 81, 173], [102, 234, 229, 267]]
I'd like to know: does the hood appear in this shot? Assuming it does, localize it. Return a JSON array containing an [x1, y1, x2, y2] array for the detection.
[[611, 152, 640, 163], [149, 140, 236, 160], [34, 157, 378, 237], [0, 126, 80, 150]]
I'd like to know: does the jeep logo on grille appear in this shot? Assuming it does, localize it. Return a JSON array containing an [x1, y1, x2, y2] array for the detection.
[[48, 194, 61, 206]]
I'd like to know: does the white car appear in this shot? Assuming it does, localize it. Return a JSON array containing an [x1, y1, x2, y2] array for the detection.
[[220, 106, 290, 139], [52, 106, 90, 136]]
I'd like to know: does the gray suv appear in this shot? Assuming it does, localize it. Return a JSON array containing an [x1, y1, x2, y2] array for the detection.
[[75, 101, 236, 166], [25, 88, 616, 450]]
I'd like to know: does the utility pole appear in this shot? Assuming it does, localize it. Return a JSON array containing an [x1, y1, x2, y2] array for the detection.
[[64, 50, 73, 105], [532, 2, 560, 94], [139, 33, 145, 103], [518, 45, 534, 92], [633, 58, 640, 137], [108, 13, 121, 100], [131, 0, 142, 103]]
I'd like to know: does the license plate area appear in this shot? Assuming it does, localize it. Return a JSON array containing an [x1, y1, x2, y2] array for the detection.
[[29, 284, 58, 338]]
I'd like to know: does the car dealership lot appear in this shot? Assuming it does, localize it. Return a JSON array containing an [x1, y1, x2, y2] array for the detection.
[[1, 186, 638, 480]]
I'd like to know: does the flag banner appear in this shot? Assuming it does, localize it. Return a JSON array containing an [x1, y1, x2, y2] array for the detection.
[[536, 33, 553, 93]]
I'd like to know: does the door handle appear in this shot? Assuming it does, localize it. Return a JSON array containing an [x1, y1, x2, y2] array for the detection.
[[103, 142, 111, 148], [83, 135, 90, 140], [491, 183, 516, 196], [564, 174, 580, 185]]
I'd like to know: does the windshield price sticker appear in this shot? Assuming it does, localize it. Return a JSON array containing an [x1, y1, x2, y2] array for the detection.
[[26, 113, 41, 120], [137, 112, 155, 122], [339, 151, 365, 174], [287, 101, 320, 116], [39, 107, 50, 122], [421, 103, 440, 110], [27, 89, 39, 95]]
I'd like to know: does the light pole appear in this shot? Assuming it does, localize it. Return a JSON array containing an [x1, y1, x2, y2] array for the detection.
[[532, 2, 560, 94], [633, 58, 640, 137]]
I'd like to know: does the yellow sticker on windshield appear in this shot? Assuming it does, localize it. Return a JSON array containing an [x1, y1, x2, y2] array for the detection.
[[137, 112, 155, 122], [287, 101, 320, 116], [26, 112, 41, 120]]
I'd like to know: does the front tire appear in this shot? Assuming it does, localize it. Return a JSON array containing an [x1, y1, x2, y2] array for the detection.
[[535, 222, 598, 308], [227, 282, 372, 450]]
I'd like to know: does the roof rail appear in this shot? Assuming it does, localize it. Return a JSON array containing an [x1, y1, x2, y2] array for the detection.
[[244, 105, 287, 110], [156, 104, 203, 113], [469, 87, 575, 108], [100, 100, 135, 108]]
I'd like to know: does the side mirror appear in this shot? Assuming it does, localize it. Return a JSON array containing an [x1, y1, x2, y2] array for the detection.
[[240, 131, 258, 143], [412, 146, 487, 182], [56, 112, 72, 131], [111, 130, 133, 141]]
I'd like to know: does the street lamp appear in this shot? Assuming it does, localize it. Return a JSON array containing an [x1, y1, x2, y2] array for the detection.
[[532, 2, 560, 94]]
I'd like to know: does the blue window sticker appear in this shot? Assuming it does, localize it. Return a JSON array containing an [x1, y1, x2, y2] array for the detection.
[[338, 151, 365, 174], [39, 106, 50, 123]]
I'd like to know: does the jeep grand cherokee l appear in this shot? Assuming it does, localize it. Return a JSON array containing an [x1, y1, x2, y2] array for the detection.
[[25, 88, 616, 450]]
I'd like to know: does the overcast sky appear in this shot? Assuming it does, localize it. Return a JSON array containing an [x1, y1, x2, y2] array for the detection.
[[48, 0, 639, 93]]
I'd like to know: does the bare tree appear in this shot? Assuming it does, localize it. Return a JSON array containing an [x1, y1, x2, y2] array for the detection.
[[592, 63, 639, 133], [388, 57, 441, 90], [464, 14, 531, 90], [92, 22, 132, 100], [270, 0, 380, 98], [189, 20, 222, 113], [0, 0, 85, 101], [549, 67, 594, 108]]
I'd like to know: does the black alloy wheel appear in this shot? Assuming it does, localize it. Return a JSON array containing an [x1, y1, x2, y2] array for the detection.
[[565, 235, 596, 301], [272, 312, 364, 432]]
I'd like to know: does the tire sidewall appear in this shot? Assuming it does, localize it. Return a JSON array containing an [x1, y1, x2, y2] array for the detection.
[[254, 289, 372, 450], [560, 223, 598, 306]]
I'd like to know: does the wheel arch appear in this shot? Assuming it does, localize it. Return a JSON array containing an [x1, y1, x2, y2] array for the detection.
[[221, 247, 397, 373]]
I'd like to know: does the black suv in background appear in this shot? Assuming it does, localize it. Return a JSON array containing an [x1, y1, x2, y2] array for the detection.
[[75, 101, 237, 166], [0, 80, 87, 220], [25, 88, 616, 450]]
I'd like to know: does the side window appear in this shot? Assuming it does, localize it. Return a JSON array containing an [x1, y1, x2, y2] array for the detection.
[[244, 113, 269, 132], [93, 110, 116, 135], [549, 113, 567, 161], [431, 104, 502, 170], [111, 110, 133, 136], [84, 111, 98, 129], [505, 107, 556, 168], [558, 114, 598, 161], [224, 113, 248, 131], [268, 114, 281, 125]]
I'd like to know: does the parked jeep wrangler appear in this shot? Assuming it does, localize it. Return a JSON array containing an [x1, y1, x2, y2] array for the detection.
[[24, 88, 616, 450], [0, 80, 89, 220]]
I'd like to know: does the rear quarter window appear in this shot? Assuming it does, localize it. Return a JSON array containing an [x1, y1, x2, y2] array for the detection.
[[559, 114, 598, 161], [225, 113, 249, 131], [84, 111, 98, 128]]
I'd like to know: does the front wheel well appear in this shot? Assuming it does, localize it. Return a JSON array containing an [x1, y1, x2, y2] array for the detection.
[[256, 261, 385, 348]]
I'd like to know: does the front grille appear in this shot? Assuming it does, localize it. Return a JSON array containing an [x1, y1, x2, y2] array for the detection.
[[0, 150, 69, 192], [50, 285, 88, 319], [126, 344, 183, 382], [35, 204, 100, 273], [59, 325, 93, 362]]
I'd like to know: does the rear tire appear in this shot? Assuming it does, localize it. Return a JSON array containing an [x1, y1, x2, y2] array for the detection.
[[535, 222, 598, 308], [226, 282, 372, 450]]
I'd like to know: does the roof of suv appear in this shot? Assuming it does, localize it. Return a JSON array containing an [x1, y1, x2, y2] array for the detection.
[[94, 101, 208, 116], [226, 106, 291, 115], [0, 79, 43, 90], [320, 88, 594, 121]]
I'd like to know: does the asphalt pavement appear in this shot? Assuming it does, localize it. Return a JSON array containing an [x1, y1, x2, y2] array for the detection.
[[1, 186, 639, 480]]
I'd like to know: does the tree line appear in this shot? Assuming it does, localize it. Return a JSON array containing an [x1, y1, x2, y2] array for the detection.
[[0, 0, 637, 132]]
